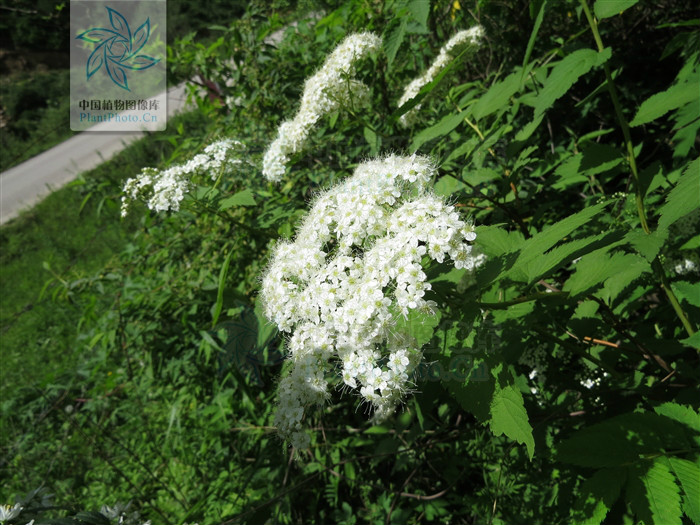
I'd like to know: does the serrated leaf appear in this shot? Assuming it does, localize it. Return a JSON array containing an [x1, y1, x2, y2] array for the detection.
[[411, 110, 468, 151], [449, 372, 493, 422], [681, 331, 700, 350], [653, 403, 700, 435], [571, 468, 627, 525], [406, 0, 430, 28], [631, 80, 700, 127], [680, 234, 700, 250], [525, 231, 627, 284], [625, 227, 668, 261], [517, 49, 611, 141], [514, 201, 609, 263], [254, 298, 277, 351], [472, 71, 521, 120], [433, 175, 466, 197], [596, 255, 651, 304], [626, 459, 682, 525], [505, 202, 613, 282], [672, 281, 700, 308], [594, 0, 639, 19], [564, 251, 647, 297], [554, 144, 623, 189], [489, 383, 535, 459], [534, 48, 611, 118], [657, 157, 700, 230], [363, 126, 379, 155], [558, 413, 691, 468], [473, 225, 525, 257], [75, 510, 112, 525], [490, 301, 535, 322], [671, 96, 700, 158], [219, 189, 256, 210], [384, 19, 407, 67], [667, 457, 700, 524]]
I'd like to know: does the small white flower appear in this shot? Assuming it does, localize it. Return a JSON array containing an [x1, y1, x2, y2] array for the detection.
[[0, 503, 22, 523], [674, 258, 698, 275]]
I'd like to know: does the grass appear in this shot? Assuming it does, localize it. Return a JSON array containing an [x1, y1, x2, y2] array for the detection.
[[0, 109, 214, 395]]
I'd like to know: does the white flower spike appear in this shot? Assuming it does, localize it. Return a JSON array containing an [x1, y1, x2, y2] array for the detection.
[[398, 26, 484, 127], [262, 32, 382, 182], [121, 139, 246, 216]]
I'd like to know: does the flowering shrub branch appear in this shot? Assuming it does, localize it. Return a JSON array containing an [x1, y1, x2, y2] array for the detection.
[[397, 26, 484, 127], [260, 154, 481, 449], [262, 32, 382, 181], [121, 139, 246, 216]]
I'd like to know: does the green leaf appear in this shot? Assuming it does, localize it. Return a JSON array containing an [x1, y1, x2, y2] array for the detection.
[[672, 281, 700, 308], [489, 383, 535, 459], [625, 227, 668, 262], [411, 110, 468, 151], [219, 189, 256, 210], [211, 249, 234, 329], [681, 331, 700, 350], [671, 94, 700, 158], [406, 0, 430, 29], [74, 511, 112, 525], [657, 157, 700, 230], [384, 18, 407, 67], [534, 48, 611, 118], [554, 144, 623, 189], [680, 234, 700, 250], [448, 372, 493, 423], [517, 48, 611, 141], [472, 71, 522, 120], [364, 425, 389, 434], [505, 201, 611, 282], [363, 126, 379, 155], [626, 459, 682, 525], [433, 175, 466, 197], [653, 403, 700, 439], [595, 254, 651, 304], [254, 297, 277, 352], [630, 80, 700, 127], [473, 225, 525, 257], [519, 232, 623, 284], [522, 0, 547, 80], [564, 251, 648, 298], [571, 468, 627, 525], [558, 413, 691, 468], [593, 0, 639, 19], [667, 457, 700, 524]]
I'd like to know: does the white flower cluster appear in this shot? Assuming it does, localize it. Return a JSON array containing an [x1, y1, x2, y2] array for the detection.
[[262, 32, 382, 182], [674, 258, 699, 276], [121, 139, 245, 216], [261, 154, 481, 449], [0, 503, 22, 523], [397, 26, 484, 127]]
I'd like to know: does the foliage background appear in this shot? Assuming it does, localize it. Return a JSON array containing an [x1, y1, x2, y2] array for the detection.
[[1, 1, 698, 524]]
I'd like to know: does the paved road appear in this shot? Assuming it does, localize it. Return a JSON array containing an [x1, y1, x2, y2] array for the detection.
[[0, 83, 190, 225], [0, 16, 320, 226]]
